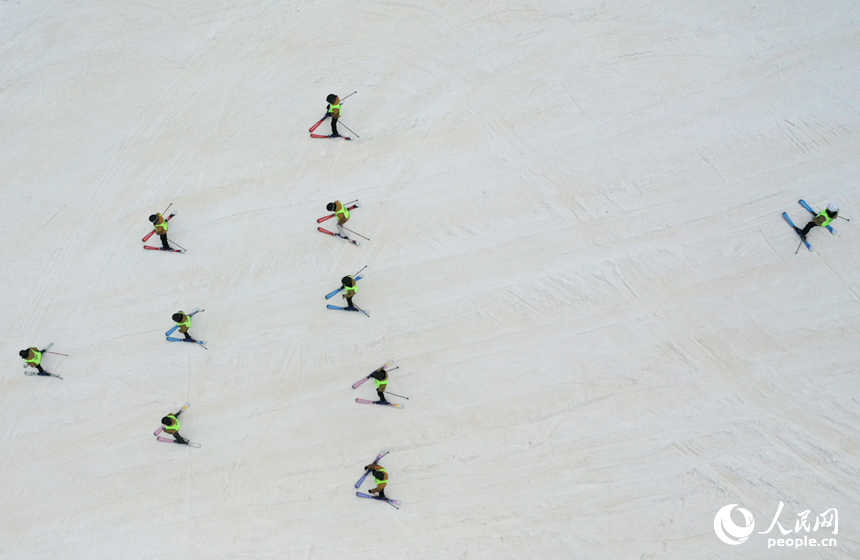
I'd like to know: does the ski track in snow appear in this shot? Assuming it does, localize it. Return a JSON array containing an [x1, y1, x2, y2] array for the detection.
[[1, 0, 859, 559]]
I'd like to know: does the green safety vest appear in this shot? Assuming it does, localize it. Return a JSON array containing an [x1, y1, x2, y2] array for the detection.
[[26, 349, 42, 366], [164, 415, 181, 432], [816, 209, 835, 227], [155, 215, 168, 234], [374, 372, 388, 389], [344, 277, 357, 297], [177, 314, 191, 328], [329, 102, 341, 116], [373, 467, 388, 483], [336, 203, 349, 222]]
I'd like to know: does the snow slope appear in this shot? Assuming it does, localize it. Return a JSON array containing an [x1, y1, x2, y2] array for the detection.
[[1, 1, 859, 558]]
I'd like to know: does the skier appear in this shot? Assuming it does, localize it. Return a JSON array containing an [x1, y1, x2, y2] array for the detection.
[[796, 204, 838, 239], [341, 275, 358, 310], [19, 347, 49, 375], [161, 409, 189, 444], [364, 462, 389, 500], [326, 200, 350, 237], [325, 93, 341, 138], [148, 213, 171, 250], [172, 311, 194, 341], [370, 366, 389, 403]]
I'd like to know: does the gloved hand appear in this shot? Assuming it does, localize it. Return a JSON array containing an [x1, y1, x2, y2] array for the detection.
[[325, 112, 332, 118]]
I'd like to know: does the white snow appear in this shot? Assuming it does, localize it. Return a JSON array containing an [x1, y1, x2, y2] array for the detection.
[[1, 1, 859, 558]]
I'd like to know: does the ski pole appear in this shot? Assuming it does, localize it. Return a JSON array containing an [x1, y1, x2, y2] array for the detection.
[[339, 120, 360, 139], [45, 351, 68, 357], [837, 215, 850, 221], [161, 202, 173, 216], [343, 226, 369, 241], [340, 91, 357, 102], [352, 265, 368, 277], [384, 391, 409, 400], [795, 239, 803, 254], [168, 238, 187, 252]]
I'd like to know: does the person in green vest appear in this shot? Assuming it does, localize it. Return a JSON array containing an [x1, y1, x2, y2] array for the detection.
[[797, 204, 839, 239], [19, 347, 49, 375], [172, 311, 194, 341], [161, 408, 189, 444], [326, 200, 350, 237], [370, 367, 389, 403], [341, 275, 358, 310], [325, 93, 341, 138], [364, 462, 388, 499], [149, 213, 171, 250]]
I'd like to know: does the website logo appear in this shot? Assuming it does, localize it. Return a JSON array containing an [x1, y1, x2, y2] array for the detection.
[[714, 504, 755, 545], [714, 502, 838, 549]]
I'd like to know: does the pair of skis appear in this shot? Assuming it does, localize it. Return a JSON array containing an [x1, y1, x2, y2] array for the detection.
[[164, 309, 207, 348], [142, 213, 185, 253], [318, 202, 361, 245], [355, 451, 400, 508], [153, 403, 201, 447], [325, 275, 369, 317], [353, 362, 403, 408], [22, 343, 63, 379], [309, 116, 351, 140], [783, 199, 837, 252]]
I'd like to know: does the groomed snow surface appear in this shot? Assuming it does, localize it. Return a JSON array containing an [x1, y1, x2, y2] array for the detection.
[[2, 1, 859, 558]]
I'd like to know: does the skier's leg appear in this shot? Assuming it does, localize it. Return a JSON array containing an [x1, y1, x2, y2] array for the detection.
[[799, 221, 816, 237]]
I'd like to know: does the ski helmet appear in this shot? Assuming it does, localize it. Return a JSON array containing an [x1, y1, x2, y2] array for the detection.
[[161, 416, 173, 426], [827, 203, 839, 214], [326, 202, 336, 212], [342, 276, 353, 286], [172, 313, 183, 322], [19, 349, 28, 358], [373, 469, 385, 479], [149, 214, 158, 223], [326, 94, 337, 104]]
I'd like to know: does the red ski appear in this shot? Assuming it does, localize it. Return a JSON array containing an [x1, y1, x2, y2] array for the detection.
[[144, 245, 185, 253], [309, 116, 326, 132], [142, 213, 175, 242], [311, 134, 351, 140]]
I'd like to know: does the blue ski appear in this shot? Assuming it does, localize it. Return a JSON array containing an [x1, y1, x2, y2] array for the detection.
[[356, 492, 400, 508], [325, 276, 363, 299], [166, 337, 208, 349], [783, 212, 812, 252], [327, 304, 369, 317], [798, 199, 836, 234], [356, 451, 389, 488]]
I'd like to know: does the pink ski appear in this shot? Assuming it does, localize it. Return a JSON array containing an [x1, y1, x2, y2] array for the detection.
[[356, 398, 403, 409]]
